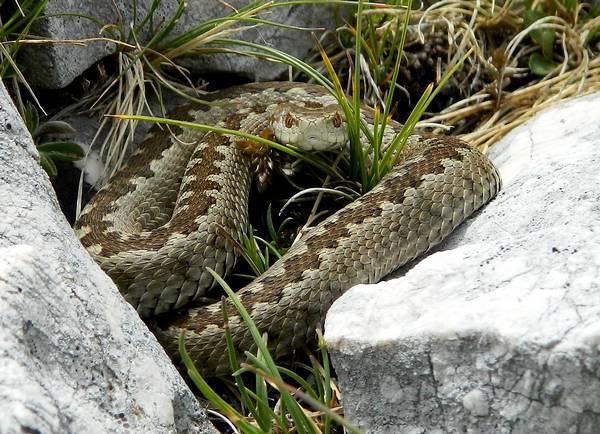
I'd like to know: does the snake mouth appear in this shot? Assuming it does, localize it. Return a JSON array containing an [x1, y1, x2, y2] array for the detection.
[[302, 136, 332, 150]]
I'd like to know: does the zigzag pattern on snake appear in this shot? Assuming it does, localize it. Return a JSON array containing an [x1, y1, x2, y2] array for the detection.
[[75, 82, 502, 377]]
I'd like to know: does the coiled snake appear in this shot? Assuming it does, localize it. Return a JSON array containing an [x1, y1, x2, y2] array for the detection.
[[75, 82, 501, 377]]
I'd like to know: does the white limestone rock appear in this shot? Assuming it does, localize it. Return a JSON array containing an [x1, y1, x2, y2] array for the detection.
[[19, 0, 340, 89], [325, 92, 600, 433], [0, 81, 215, 432]]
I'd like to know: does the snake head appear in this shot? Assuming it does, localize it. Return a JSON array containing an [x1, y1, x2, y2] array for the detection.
[[270, 102, 348, 151]]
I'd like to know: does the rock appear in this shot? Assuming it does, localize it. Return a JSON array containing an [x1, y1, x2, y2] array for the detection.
[[19, 0, 340, 89], [324, 92, 600, 433], [0, 83, 216, 432]]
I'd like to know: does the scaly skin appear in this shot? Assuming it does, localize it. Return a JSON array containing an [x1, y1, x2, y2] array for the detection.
[[75, 82, 501, 376]]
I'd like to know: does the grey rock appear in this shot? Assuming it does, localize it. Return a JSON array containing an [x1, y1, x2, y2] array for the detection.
[[324, 92, 600, 433], [20, 0, 341, 89], [0, 82, 216, 432]]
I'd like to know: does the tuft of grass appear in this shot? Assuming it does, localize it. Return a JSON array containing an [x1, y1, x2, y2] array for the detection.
[[313, 0, 472, 191], [233, 204, 293, 280], [1, 0, 49, 119], [180, 267, 363, 434], [0, 0, 47, 78]]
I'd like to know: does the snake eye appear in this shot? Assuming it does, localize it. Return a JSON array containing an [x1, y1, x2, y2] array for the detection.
[[332, 112, 343, 128], [284, 113, 295, 128]]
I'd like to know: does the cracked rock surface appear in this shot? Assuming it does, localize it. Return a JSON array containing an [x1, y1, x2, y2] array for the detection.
[[324, 92, 600, 433], [0, 83, 216, 432], [19, 0, 339, 89]]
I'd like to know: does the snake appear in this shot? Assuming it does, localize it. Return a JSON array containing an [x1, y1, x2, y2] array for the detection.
[[74, 82, 502, 377]]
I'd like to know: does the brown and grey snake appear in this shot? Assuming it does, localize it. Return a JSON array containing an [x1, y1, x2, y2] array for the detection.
[[75, 82, 501, 377]]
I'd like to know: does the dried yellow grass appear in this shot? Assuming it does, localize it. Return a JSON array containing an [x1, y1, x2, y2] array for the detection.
[[407, 0, 600, 152]]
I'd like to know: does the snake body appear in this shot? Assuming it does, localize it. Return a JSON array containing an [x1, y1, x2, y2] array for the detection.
[[75, 82, 501, 377]]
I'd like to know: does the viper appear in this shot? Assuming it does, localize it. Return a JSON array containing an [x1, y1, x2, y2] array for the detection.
[[75, 82, 501, 377]]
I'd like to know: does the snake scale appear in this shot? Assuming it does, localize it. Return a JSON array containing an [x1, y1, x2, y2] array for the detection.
[[75, 82, 501, 377]]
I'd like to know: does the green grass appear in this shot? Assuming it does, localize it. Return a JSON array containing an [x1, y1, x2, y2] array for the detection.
[[180, 268, 363, 434], [0, 0, 47, 78], [22, 101, 83, 177], [0, 0, 48, 117], [0, 0, 86, 178], [234, 204, 292, 280]]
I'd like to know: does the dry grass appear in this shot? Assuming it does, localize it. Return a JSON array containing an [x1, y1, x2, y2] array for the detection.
[[408, 0, 600, 152], [316, 0, 600, 153]]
